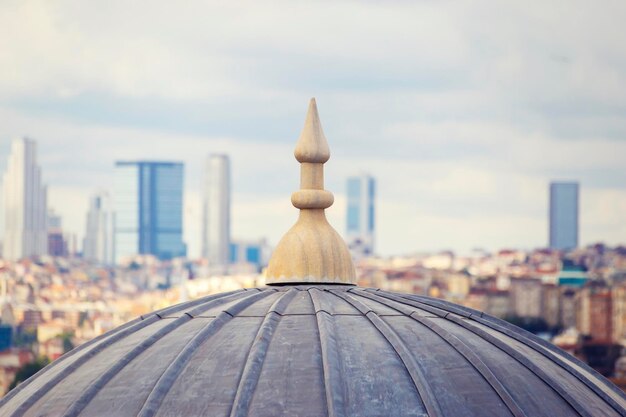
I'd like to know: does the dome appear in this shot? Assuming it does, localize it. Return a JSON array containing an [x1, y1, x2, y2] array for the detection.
[[1, 286, 625, 416], [2, 99, 625, 416]]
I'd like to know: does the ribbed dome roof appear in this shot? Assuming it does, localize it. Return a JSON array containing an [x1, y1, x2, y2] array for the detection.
[[1, 285, 625, 417]]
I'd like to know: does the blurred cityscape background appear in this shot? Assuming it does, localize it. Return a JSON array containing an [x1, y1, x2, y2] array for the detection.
[[1, 0, 625, 396]]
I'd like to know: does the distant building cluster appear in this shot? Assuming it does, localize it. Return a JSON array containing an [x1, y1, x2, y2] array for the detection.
[[356, 244, 626, 382], [0, 255, 264, 396], [0, 244, 625, 395]]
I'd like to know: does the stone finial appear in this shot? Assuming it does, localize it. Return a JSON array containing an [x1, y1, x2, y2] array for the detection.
[[265, 98, 356, 285]]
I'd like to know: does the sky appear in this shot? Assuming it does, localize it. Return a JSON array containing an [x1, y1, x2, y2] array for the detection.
[[0, 0, 625, 257]]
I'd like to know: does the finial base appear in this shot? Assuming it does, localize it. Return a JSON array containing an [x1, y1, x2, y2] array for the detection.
[[266, 210, 356, 285]]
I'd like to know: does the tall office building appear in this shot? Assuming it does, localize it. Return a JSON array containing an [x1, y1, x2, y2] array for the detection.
[[202, 154, 230, 269], [346, 175, 375, 257], [549, 181, 579, 250], [113, 162, 186, 263], [1, 138, 47, 261], [83, 191, 115, 264]]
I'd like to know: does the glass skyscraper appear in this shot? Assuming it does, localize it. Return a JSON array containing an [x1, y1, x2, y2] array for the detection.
[[346, 175, 376, 257], [549, 181, 579, 251], [114, 161, 186, 263]]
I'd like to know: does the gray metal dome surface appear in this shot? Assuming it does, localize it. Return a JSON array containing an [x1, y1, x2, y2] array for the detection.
[[1, 285, 625, 417]]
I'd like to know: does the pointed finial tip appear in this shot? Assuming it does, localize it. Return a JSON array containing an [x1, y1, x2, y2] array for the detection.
[[295, 98, 330, 163], [307, 97, 318, 114]]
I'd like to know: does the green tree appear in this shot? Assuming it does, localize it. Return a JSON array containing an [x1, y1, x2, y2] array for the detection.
[[503, 315, 549, 334], [59, 332, 74, 353], [8, 357, 50, 390]]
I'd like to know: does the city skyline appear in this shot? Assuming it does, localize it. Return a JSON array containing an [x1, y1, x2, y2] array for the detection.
[[1, 2, 625, 256], [0, 138, 621, 259]]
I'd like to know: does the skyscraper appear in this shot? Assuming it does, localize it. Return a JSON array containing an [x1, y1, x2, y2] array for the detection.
[[549, 181, 579, 250], [346, 174, 375, 257], [202, 154, 230, 270], [1, 138, 47, 261], [113, 161, 186, 263], [83, 191, 114, 265]]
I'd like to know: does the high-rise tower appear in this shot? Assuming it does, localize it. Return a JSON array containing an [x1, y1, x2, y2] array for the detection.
[[549, 181, 579, 250], [346, 174, 375, 257], [113, 161, 186, 263], [202, 154, 230, 270], [1, 138, 47, 261], [83, 191, 115, 265]]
